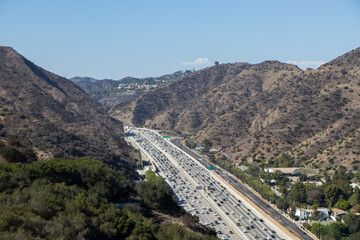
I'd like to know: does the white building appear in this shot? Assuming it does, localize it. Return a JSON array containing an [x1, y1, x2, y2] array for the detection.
[[295, 208, 313, 220], [264, 168, 301, 176], [295, 208, 329, 220]]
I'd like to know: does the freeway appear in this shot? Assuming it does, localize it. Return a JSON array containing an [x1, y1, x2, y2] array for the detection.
[[171, 138, 314, 240], [126, 126, 294, 240]]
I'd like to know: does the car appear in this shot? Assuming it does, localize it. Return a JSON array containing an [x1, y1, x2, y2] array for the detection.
[[226, 212, 229, 215], [246, 226, 250, 230], [271, 230, 276, 233], [231, 211, 235, 215], [217, 231, 222, 234], [271, 235, 276, 238], [259, 218, 264, 222], [229, 231, 233, 234], [254, 234, 259, 238], [236, 222, 241, 226], [221, 236, 227, 240], [218, 217, 222, 220], [243, 229, 248, 233], [214, 212, 218, 216], [263, 227, 268, 231]]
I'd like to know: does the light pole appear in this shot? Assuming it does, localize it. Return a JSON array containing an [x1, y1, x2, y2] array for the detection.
[[318, 217, 322, 240]]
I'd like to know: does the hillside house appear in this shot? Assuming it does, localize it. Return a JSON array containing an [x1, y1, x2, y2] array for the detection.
[[350, 182, 360, 190], [330, 208, 348, 220], [295, 208, 329, 220], [264, 168, 301, 176]]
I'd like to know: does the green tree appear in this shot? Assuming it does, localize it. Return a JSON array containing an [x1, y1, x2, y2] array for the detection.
[[324, 184, 342, 207], [287, 182, 306, 204], [202, 139, 212, 153], [334, 196, 351, 210], [136, 181, 174, 209], [307, 189, 324, 205], [343, 213, 360, 234], [349, 188, 360, 205], [276, 197, 289, 211]]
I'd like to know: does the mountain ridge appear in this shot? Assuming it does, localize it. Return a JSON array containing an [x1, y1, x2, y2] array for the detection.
[[112, 47, 360, 170], [70, 70, 193, 110], [0, 46, 136, 169]]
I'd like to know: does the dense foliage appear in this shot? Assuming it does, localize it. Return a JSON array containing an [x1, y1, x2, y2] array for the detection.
[[0, 159, 217, 240], [216, 157, 360, 239], [136, 170, 176, 210]]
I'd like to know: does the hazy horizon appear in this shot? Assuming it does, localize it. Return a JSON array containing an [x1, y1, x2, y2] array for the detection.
[[1, 0, 359, 79]]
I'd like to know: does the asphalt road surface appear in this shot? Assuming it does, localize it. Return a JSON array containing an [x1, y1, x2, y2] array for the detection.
[[126, 127, 298, 240], [171, 138, 314, 240]]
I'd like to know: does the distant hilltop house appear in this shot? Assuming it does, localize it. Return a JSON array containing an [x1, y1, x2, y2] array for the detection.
[[264, 168, 301, 176], [118, 84, 131, 89], [144, 84, 157, 90]]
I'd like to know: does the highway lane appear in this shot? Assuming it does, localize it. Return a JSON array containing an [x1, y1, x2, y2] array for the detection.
[[126, 127, 241, 239], [171, 138, 313, 240], [128, 127, 292, 240]]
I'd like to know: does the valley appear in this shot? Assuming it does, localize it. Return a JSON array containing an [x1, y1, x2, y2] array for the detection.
[[125, 126, 296, 240]]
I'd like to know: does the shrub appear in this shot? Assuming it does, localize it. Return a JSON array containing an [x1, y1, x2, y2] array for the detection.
[[0, 146, 27, 162]]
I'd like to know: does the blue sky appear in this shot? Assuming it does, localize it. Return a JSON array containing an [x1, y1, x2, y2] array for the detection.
[[0, 0, 359, 79]]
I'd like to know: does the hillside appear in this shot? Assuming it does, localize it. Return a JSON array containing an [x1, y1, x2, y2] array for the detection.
[[0, 47, 136, 168], [70, 70, 192, 110], [112, 47, 360, 170]]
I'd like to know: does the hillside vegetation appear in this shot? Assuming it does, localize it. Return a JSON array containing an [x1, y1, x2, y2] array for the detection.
[[71, 70, 192, 110], [0, 47, 136, 170], [0, 158, 217, 240], [112, 47, 360, 170]]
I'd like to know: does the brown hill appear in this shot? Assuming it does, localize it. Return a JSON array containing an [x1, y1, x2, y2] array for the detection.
[[111, 47, 360, 170], [0, 47, 136, 168]]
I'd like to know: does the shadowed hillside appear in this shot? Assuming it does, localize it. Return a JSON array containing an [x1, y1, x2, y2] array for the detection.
[[0, 47, 136, 169]]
